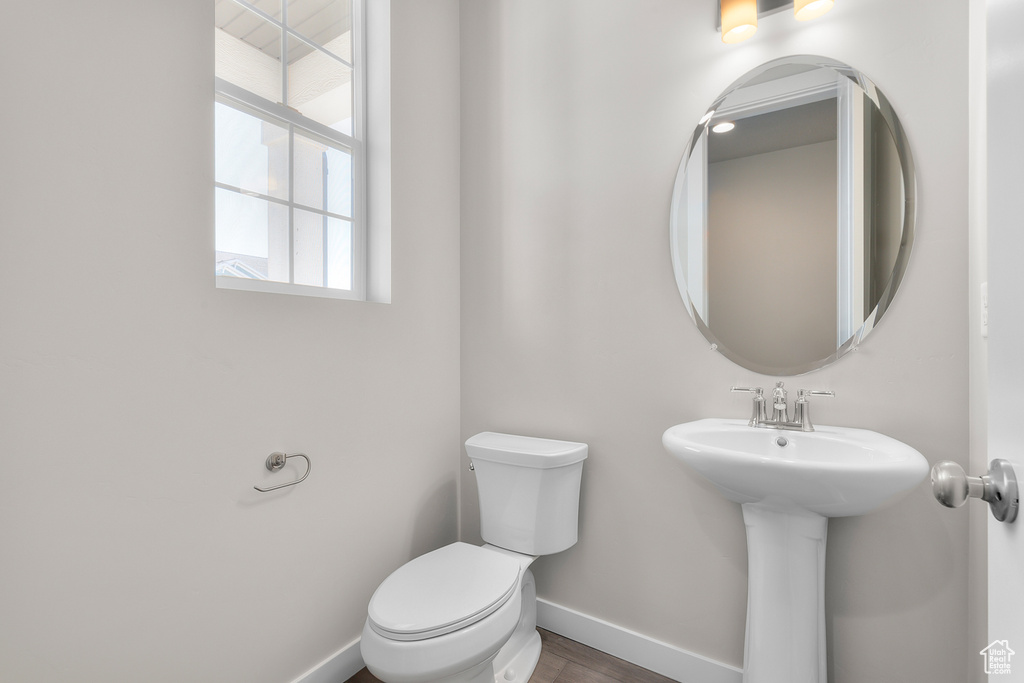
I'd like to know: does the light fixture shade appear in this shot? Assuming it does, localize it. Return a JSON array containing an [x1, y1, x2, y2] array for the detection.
[[721, 0, 757, 44], [794, 0, 835, 21]]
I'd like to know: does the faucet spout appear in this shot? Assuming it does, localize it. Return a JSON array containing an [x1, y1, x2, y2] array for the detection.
[[771, 381, 789, 423]]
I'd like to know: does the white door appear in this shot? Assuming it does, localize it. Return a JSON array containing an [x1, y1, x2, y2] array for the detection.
[[986, 0, 1024, 679]]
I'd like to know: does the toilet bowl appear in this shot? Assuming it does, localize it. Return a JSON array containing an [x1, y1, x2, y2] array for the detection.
[[361, 432, 587, 683], [361, 543, 538, 683]]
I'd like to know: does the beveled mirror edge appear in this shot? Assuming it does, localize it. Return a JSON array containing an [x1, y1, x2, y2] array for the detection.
[[668, 54, 917, 377]]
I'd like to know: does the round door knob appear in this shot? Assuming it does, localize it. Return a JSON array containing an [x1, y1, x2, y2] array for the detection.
[[931, 459, 1019, 523], [931, 461, 975, 508]]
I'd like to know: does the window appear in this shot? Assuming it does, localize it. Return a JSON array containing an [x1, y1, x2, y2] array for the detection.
[[214, 0, 368, 299]]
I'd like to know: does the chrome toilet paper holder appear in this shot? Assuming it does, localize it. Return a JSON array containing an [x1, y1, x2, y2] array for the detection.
[[254, 452, 311, 492]]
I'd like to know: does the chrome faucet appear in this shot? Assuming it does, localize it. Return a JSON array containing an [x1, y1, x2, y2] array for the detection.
[[731, 382, 834, 432]]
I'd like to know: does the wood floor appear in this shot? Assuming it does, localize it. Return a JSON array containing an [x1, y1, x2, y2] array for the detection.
[[347, 628, 678, 683]]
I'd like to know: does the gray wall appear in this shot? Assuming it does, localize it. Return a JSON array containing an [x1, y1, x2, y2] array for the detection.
[[460, 1, 970, 681], [0, 1, 461, 681]]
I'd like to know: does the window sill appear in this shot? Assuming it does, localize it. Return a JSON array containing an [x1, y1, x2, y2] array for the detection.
[[216, 275, 365, 301]]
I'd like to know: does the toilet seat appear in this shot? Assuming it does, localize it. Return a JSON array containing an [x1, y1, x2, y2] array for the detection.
[[367, 543, 523, 642]]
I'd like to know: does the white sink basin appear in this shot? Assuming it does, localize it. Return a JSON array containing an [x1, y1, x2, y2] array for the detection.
[[662, 418, 928, 516], [663, 418, 928, 683]]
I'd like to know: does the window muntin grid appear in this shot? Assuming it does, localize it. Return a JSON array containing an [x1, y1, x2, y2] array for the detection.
[[214, 0, 363, 298]]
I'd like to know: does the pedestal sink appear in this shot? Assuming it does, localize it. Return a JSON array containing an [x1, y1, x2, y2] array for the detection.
[[662, 418, 928, 683]]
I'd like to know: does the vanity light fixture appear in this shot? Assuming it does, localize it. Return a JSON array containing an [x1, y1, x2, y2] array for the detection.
[[712, 121, 736, 133], [719, 0, 835, 44], [794, 0, 835, 21], [720, 0, 758, 43]]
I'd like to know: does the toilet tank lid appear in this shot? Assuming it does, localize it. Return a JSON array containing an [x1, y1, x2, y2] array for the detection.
[[465, 432, 588, 468]]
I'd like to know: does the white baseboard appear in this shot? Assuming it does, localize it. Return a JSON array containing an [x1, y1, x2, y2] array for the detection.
[[291, 602, 742, 683], [290, 637, 364, 683], [536, 598, 743, 683]]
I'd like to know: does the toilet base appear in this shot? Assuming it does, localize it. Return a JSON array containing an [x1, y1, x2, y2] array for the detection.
[[492, 630, 540, 683], [490, 568, 541, 683]]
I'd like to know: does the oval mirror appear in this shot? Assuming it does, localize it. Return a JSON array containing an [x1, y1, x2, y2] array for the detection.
[[669, 55, 915, 375]]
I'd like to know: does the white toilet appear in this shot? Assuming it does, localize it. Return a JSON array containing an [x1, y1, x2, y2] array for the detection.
[[360, 432, 588, 683]]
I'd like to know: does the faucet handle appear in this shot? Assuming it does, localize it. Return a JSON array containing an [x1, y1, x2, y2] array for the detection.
[[793, 389, 834, 431], [731, 386, 766, 426], [797, 389, 835, 401]]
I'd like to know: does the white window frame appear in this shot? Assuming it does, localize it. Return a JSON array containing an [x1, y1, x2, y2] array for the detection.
[[215, 0, 372, 301]]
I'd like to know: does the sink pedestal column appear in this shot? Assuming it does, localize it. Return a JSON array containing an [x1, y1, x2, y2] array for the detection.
[[741, 503, 828, 683]]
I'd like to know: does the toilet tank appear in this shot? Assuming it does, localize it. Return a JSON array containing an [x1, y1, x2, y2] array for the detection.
[[466, 432, 588, 556]]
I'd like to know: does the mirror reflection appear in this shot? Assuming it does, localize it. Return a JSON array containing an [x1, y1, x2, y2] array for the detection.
[[670, 56, 915, 375]]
